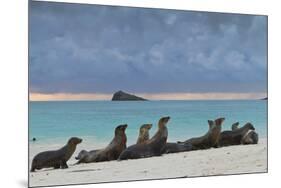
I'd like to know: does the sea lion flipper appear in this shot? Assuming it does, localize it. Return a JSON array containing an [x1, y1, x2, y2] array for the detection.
[[60, 161, 68, 169], [231, 122, 240, 130], [54, 164, 60, 169]]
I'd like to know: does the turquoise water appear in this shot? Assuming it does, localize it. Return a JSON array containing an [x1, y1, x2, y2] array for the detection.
[[29, 100, 267, 146]]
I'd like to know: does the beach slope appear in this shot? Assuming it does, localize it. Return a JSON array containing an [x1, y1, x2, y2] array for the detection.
[[29, 139, 267, 187]]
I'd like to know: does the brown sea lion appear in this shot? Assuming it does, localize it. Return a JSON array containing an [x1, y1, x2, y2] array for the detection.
[[218, 122, 255, 147], [30, 137, 82, 172], [231, 122, 258, 145], [118, 116, 170, 160], [177, 117, 225, 150], [136, 124, 152, 144], [76, 124, 127, 164]]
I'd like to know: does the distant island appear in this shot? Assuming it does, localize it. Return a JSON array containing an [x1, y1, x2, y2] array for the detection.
[[112, 91, 147, 101], [261, 97, 268, 100]]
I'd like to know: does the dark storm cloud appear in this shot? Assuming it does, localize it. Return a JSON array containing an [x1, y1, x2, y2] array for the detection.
[[29, 1, 267, 94]]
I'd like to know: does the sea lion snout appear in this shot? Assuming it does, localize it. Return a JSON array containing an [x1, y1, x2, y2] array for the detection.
[[121, 124, 128, 130], [76, 138, 83, 144]]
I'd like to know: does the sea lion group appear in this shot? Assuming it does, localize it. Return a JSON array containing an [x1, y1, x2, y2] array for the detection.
[[218, 122, 258, 146], [30, 116, 259, 172]]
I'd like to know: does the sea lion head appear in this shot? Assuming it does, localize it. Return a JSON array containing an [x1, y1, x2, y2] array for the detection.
[[158, 116, 170, 128], [208, 117, 225, 130], [244, 122, 255, 130], [75, 150, 88, 160], [208, 117, 225, 146], [137, 124, 153, 144], [140, 124, 152, 132], [115, 124, 128, 146], [115, 124, 128, 135], [68, 137, 83, 145], [231, 122, 240, 130], [215, 117, 225, 126]]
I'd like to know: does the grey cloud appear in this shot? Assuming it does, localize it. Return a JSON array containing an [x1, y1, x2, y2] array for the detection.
[[29, 1, 267, 94]]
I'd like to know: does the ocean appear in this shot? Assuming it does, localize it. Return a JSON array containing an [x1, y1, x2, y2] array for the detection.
[[29, 100, 267, 147]]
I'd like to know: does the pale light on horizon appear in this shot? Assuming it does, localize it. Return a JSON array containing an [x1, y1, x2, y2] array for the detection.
[[29, 92, 267, 101]]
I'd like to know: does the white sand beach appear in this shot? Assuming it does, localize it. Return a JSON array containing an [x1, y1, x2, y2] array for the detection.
[[29, 139, 267, 187]]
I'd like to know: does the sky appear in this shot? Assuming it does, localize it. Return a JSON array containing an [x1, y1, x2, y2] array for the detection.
[[29, 1, 267, 100]]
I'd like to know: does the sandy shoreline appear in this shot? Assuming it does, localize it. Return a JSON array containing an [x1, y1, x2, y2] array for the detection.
[[29, 139, 267, 187]]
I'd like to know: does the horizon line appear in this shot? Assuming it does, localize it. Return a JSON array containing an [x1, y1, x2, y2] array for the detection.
[[29, 92, 267, 101]]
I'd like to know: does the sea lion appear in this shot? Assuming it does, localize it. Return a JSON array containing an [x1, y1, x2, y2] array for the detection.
[[162, 142, 193, 154], [30, 137, 82, 172], [231, 122, 258, 145], [218, 122, 256, 147], [75, 149, 99, 161], [118, 116, 170, 160], [136, 124, 152, 144], [76, 124, 127, 164], [177, 117, 225, 150]]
